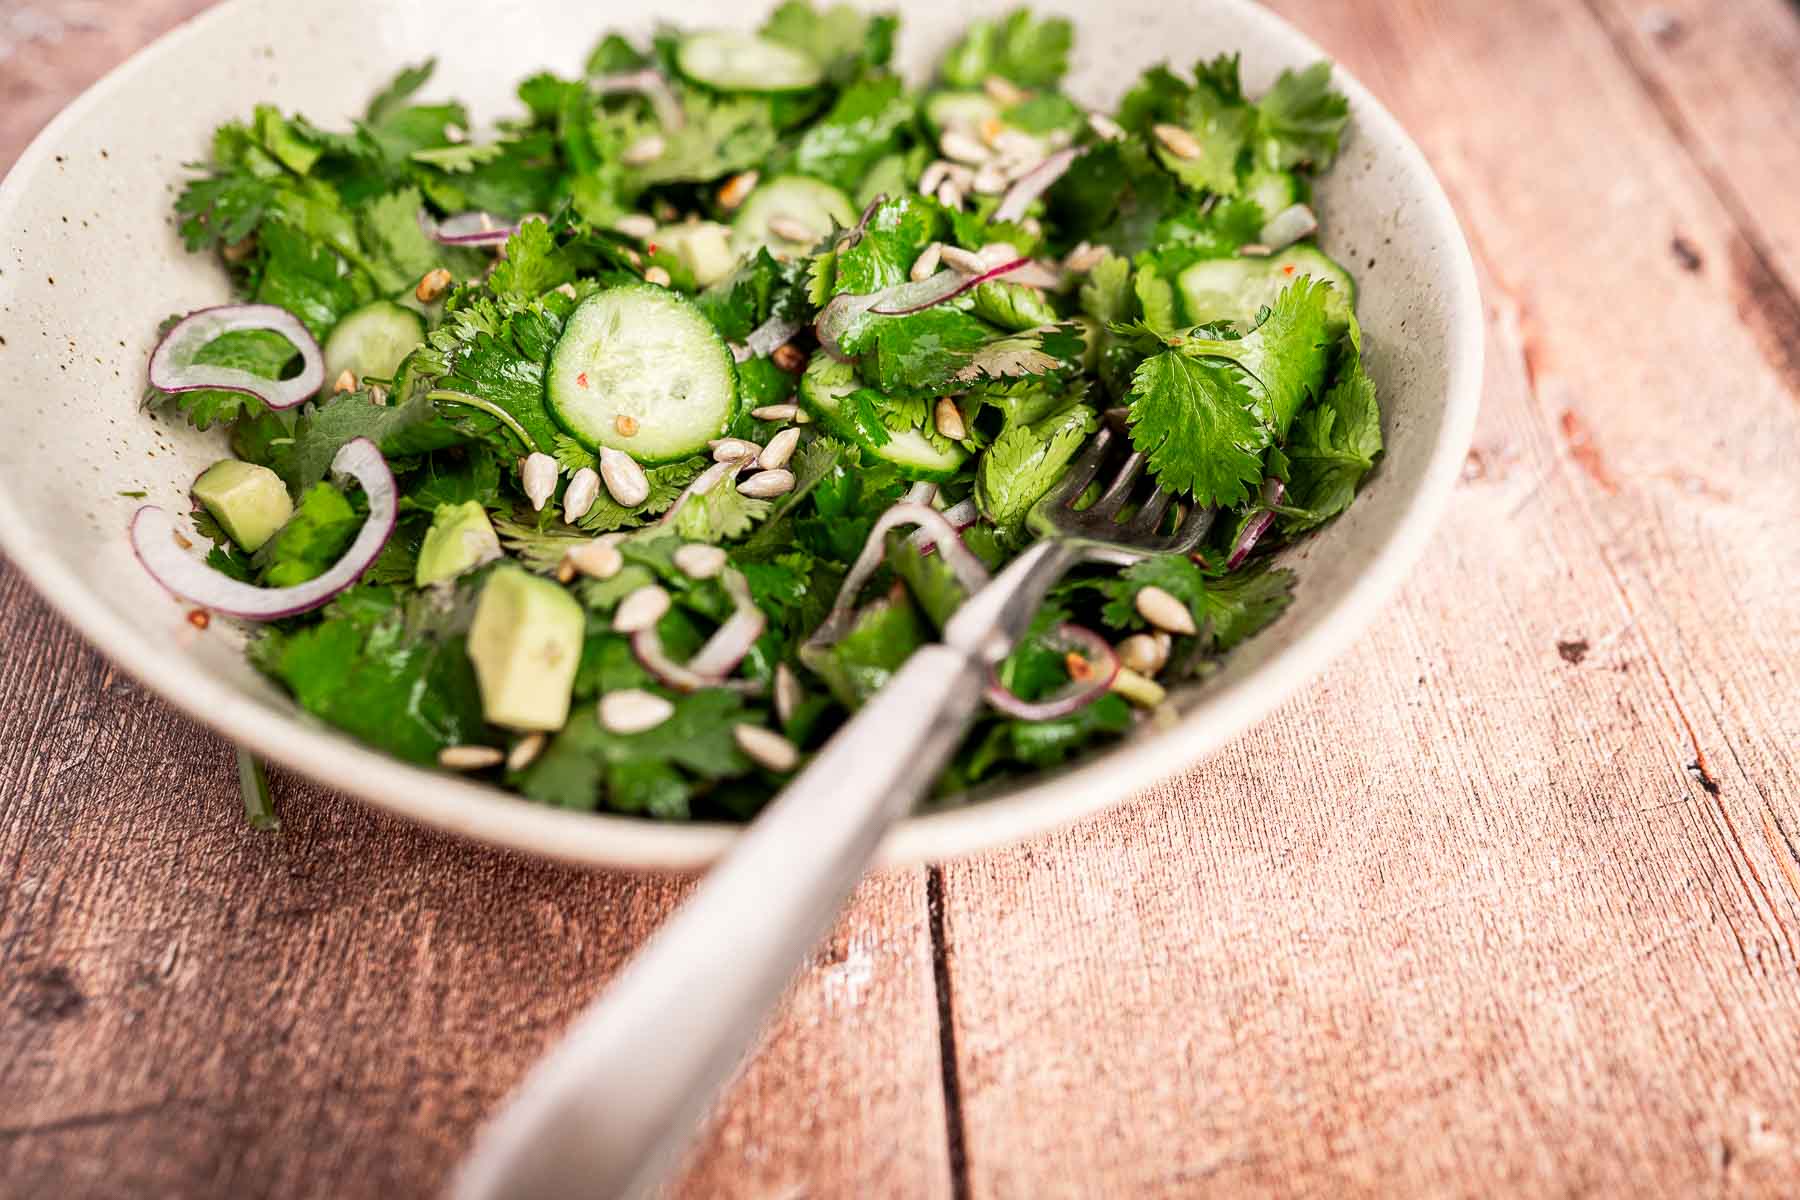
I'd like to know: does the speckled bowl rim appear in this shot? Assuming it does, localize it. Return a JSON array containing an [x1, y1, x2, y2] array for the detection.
[[0, 0, 1482, 871]]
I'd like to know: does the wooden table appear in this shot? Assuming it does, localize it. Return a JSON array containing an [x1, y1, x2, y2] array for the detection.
[[4, 1, 1798, 1195]]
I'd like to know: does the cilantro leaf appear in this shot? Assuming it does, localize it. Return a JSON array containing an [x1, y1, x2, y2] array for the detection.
[[487, 218, 576, 302], [1124, 350, 1264, 506], [1098, 555, 1295, 652], [799, 588, 927, 709], [616, 94, 779, 188], [968, 281, 1059, 332], [1280, 347, 1381, 532], [1255, 61, 1351, 171], [253, 481, 359, 586], [976, 400, 1097, 530], [941, 10, 1074, 89], [251, 220, 366, 337], [1153, 57, 1255, 196], [785, 76, 916, 194], [517, 690, 755, 815], [1174, 276, 1335, 441], [825, 194, 945, 295], [578, 457, 706, 533], [287, 389, 463, 491], [762, 1, 896, 81]]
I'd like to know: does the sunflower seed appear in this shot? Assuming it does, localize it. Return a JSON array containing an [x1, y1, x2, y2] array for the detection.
[[936, 178, 965, 211], [940, 129, 992, 165], [613, 585, 671, 633], [751, 403, 798, 421], [1087, 111, 1126, 142], [597, 446, 650, 507], [983, 75, 1029, 106], [622, 133, 666, 165], [333, 368, 357, 394], [939, 244, 987, 275], [556, 282, 578, 299], [918, 160, 952, 197], [767, 214, 818, 244], [438, 744, 504, 770], [521, 452, 558, 512], [758, 427, 801, 471], [673, 543, 728, 580], [734, 724, 800, 772], [934, 397, 967, 441], [1238, 242, 1274, 258], [1062, 241, 1110, 273], [1116, 631, 1172, 677], [979, 242, 1020, 268], [711, 438, 762, 462], [1136, 585, 1197, 635], [774, 663, 803, 726], [600, 689, 675, 734], [738, 469, 796, 498], [978, 116, 1007, 148], [717, 170, 759, 211], [415, 267, 454, 302], [612, 213, 658, 239], [506, 733, 546, 772], [566, 539, 623, 580], [911, 242, 944, 282], [992, 129, 1043, 162], [643, 266, 672, 288], [555, 558, 576, 584], [1110, 667, 1168, 709], [772, 343, 807, 372], [1152, 123, 1203, 161], [562, 467, 601, 523], [972, 163, 1009, 195]]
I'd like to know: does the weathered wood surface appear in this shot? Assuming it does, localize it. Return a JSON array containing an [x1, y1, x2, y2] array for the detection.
[[2, 1, 1798, 1197]]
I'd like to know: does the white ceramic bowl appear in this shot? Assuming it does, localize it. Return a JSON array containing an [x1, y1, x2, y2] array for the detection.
[[0, 0, 1480, 869]]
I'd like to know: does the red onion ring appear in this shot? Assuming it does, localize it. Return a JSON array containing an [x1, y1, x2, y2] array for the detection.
[[902, 482, 939, 507], [993, 147, 1081, 224], [129, 438, 396, 620], [593, 68, 686, 132], [815, 259, 1030, 361], [630, 570, 766, 693], [421, 210, 521, 248], [806, 501, 992, 650], [148, 304, 324, 411], [909, 497, 978, 552], [744, 313, 805, 359], [984, 623, 1118, 720], [1226, 477, 1287, 570], [655, 452, 756, 532]]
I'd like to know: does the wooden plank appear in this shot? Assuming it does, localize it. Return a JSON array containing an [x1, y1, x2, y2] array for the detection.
[[0, 564, 950, 1200], [938, 0, 1800, 1195]]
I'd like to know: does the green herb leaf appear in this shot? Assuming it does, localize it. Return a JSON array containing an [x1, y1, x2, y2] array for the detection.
[[1124, 350, 1264, 507]]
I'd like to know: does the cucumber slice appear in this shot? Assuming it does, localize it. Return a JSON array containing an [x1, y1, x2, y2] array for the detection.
[[730, 175, 857, 259], [655, 221, 737, 287], [546, 285, 739, 463], [322, 300, 425, 382], [924, 90, 1001, 136], [1244, 167, 1301, 223], [677, 31, 824, 94], [798, 353, 968, 481], [1177, 245, 1356, 329]]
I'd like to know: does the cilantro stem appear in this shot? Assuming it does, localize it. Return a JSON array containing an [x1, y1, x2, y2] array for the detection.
[[427, 389, 540, 454], [237, 747, 280, 832]]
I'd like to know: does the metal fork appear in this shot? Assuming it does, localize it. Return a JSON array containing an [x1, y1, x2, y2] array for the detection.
[[451, 414, 1214, 1200]]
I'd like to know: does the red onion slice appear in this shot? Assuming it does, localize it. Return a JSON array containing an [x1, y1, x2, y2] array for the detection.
[[909, 497, 978, 552], [807, 501, 993, 649], [422, 210, 521, 248], [984, 623, 1118, 720], [744, 313, 805, 359], [630, 570, 766, 693], [148, 304, 324, 411], [1226, 477, 1287, 570], [816, 259, 1030, 361], [993, 147, 1081, 224], [129, 438, 396, 620], [593, 68, 685, 132], [903, 482, 939, 507]]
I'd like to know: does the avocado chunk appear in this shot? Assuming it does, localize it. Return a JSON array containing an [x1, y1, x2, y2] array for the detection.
[[467, 566, 584, 732], [656, 221, 737, 288], [191, 459, 293, 553], [415, 501, 501, 587]]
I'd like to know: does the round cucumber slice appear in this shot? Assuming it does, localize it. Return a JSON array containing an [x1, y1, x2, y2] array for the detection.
[[1177, 246, 1356, 329], [798, 352, 968, 482], [677, 31, 824, 94], [546, 284, 738, 463], [730, 174, 857, 259], [322, 300, 425, 382]]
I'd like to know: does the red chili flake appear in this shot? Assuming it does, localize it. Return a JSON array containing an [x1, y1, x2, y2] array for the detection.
[[187, 609, 211, 630], [646, 242, 659, 255], [577, 372, 589, 388], [1065, 651, 1094, 682], [1282, 265, 1296, 276]]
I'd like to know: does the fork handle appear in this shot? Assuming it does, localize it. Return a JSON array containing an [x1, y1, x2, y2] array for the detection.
[[451, 645, 988, 1200]]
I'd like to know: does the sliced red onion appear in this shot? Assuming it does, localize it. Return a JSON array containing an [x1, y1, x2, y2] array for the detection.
[[129, 438, 395, 620], [993, 147, 1081, 224], [630, 569, 765, 693], [421, 210, 521, 247], [843, 194, 884, 250], [816, 259, 1030, 361], [907, 497, 977, 552], [807, 501, 992, 650], [744, 313, 805, 359], [1226, 477, 1287, 570], [148, 304, 323, 411], [1258, 203, 1319, 253], [1007, 260, 1071, 292], [984, 623, 1118, 720], [655, 452, 755, 531], [593, 68, 685, 132], [903, 482, 939, 507]]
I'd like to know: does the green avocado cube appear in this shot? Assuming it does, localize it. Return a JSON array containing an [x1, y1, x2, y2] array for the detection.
[[191, 459, 293, 553], [656, 221, 737, 287], [415, 500, 501, 587], [467, 566, 584, 732]]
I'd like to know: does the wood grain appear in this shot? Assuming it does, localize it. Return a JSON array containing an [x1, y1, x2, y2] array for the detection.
[[0, 9, 948, 1198], [937, 0, 1800, 1195]]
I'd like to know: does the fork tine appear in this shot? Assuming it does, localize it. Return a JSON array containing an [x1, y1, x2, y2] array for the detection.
[[1042, 425, 1113, 507], [1089, 452, 1145, 518], [1162, 503, 1218, 554], [1121, 486, 1173, 538]]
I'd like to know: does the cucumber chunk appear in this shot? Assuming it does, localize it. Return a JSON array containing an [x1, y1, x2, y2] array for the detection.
[[798, 353, 968, 481], [677, 31, 824, 94], [730, 175, 857, 259], [321, 300, 425, 383], [1177, 245, 1356, 329], [546, 284, 738, 463], [655, 221, 737, 288]]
